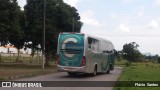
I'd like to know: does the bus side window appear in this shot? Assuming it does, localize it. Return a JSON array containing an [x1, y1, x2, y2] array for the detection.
[[92, 39, 99, 52], [100, 41, 108, 53], [88, 37, 92, 49], [88, 37, 99, 52]]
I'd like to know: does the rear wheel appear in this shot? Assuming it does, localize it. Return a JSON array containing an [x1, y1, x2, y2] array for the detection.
[[68, 72, 77, 76], [106, 70, 110, 74], [106, 64, 112, 74], [91, 66, 97, 76]]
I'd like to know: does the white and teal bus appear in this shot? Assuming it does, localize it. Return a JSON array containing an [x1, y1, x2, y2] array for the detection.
[[56, 32, 116, 76]]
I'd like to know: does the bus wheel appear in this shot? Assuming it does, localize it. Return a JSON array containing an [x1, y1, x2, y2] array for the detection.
[[106, 64, 112, 74], [68, 72, 77, 76], [106, 70, 110, 74], [92, 66, 97, 76]]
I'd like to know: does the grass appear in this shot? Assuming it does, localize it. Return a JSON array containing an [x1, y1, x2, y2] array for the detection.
[[115, 60, 128, 67], [0, 53, 56, 64], [0, 54, 57, 80], [1, 55, 43, 64], [0, 63, 57, 80], [114, 60, 160, 90]]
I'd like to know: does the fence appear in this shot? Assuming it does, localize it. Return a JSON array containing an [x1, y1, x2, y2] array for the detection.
[[0, 53, 42, 64]]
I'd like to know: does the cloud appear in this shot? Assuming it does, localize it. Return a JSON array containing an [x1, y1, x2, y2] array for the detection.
[[138, 11, 143, 17], [63, 0, 83, 7], [110, 12, 117, 18], [81, 10, 101, 27], [122, 0, 133, 4], [137, 6, 145, 17], [147, 20, 158, 29], [118, 24, 130, 32], [154, 0, 160, 7]]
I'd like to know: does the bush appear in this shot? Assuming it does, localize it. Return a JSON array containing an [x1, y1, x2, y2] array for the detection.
[[157, 57, 160, 63], [125, 62, 131, 67]]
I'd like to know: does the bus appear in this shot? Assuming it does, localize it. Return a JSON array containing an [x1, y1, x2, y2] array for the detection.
[[56, 32, 116, 76]]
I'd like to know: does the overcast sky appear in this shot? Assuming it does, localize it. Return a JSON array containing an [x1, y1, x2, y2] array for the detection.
[[17, 0, 160, 55]]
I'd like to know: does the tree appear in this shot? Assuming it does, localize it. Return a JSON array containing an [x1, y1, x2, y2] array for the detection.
[[0, 0, 26, 61], [8, 1, 26, 62], [116, 51, 123, 61], [122, 42, 142, 62], [24, 0, 83, 66], [0, 0, 14, 44]]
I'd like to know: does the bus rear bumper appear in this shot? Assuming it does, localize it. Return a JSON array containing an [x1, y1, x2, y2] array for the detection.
[[57, 65, 86, 73]]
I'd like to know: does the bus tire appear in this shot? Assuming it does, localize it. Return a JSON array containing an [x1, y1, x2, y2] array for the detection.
[[68, 72, 77, 76], [92, 66, 97, 76], [106, 64, 112, 74], [106, 70, 110, 74]]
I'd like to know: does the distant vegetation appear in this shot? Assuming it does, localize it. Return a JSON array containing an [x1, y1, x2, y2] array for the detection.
[[116, 42, 160, 65], [115, 42, 160, 90], [158, 57, 160, 63]]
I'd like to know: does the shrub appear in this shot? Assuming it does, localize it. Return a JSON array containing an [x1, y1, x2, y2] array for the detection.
[[125, 62, 131, 67], [157, 57, 160, 63]]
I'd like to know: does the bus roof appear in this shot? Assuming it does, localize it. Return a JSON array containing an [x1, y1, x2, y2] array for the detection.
[[59, 32, 114, 48]]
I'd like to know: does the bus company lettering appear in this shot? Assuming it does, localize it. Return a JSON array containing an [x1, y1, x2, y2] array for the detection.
[[65, 44, 83, 50]]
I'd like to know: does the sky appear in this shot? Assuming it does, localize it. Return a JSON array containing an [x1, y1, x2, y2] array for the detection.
[[17, 0, 160, 55]]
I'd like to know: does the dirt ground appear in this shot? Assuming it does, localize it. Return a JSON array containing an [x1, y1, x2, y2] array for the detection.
[[0, 63, 56, 80]]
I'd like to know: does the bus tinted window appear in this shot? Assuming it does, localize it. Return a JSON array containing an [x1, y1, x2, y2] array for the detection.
[[61, 43, 83, 54], [88, 37, 99, 52]]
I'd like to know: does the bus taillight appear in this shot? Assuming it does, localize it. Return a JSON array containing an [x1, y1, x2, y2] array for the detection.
[[56, 55, 60, 64], [81, 56, 86, 66]]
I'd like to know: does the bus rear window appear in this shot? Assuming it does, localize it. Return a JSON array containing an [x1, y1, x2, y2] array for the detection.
[[61, 43, 83, 54]]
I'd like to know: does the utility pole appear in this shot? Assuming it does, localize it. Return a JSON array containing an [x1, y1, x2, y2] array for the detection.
[[42, 0, 46, 70]]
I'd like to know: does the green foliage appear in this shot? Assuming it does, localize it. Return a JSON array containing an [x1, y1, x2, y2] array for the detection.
[[122, 42, 142, 62], [115, 62, 160, 90], [115, 59, 128, 66], [115, 59, 131, 67], [0, 0, 25, 45], [24, 0, 83, 66], [143, 54, 159, 62], [116, 51, 123, 61], [0, 0, 82, 65], [125, 62, 130, 67], [0, 0, 21, 44], [0, 0, 26, 61], [158, 57, 160, 63]]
